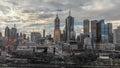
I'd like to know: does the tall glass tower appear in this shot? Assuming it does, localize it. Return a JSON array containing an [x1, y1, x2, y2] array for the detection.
[[97, 20, 108, 43], [65, 10, 75, 43]]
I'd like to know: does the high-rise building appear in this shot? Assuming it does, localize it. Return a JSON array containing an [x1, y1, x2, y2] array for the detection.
[[107, 23, 112, 34], [17, 33, 19, 38], [103, 24, 109, 42], [23, 34, 26, 39], [83, 19, 89, 36], [5, 26, 10, 39], [65, 10, 75, 43], [0, 32, 2, 49], [96, 19, 108, 43], [63, 29, 66, 42], [31, 32, 41, 42], [107, 23, 113, 43], [54, 13, 61, 43], [97, 20, 103, 43], [0, 32, 2, 38], [91, 20, 98, 41], [43, 29, 45, 38], [20, 32, 23, 38], [11, 24, 17, 39], [79, 33, 86, 49], [114, 26, 120, 50]]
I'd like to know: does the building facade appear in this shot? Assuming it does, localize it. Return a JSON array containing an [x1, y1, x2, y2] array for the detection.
[[5, 26, 10, 39], [96, 20, 108, 43], [54, 14, 61, 43], [65, 11, 75, 43], [91, 20, 98, 42], [43, 29, 45, 38], [114, 26, 120, 50], [31, 32, 41, 42], [107, 23, 113, 43], [83, 19, 89, 36]]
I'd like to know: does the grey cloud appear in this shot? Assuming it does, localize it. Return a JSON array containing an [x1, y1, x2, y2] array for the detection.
[[38, 14, 54, 19], [24, 24, 45, 27], [5, 0, 19, 6], [1, 0, 120, 35], [0, 5, 10, 14]]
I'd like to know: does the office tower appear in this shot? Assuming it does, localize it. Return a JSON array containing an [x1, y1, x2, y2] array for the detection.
[[107, 23, 113, 43], [23, 34, 26, 39], [65, 10, 75, 43], [83, 19, 89, 36], [31, 32, 41, 42], [20, 32, 23, 38], [103, 24, 109, 42], [91, 20, 98, 41], [11, 24, 17, 39], [79, 33, 86, 49], [96, 20, 103, 43], [5, 26, 10, 39], [0, 32, 2, 38], [107, 23, 112, 34], [43, 29, 45, 38], [114, 26, 120, 50], [63, 29, 66, 42], [96, 19, 108, 43], [60, 33, 63, 41], [17, 33, 19, 38], [54, 13, 61, 43], [0, 32, 2, 49]]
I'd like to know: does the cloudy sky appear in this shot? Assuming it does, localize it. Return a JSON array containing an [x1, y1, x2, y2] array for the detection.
[[0, 0, 120, 37]]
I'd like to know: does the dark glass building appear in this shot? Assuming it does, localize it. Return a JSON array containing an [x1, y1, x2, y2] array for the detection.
[[65, 10, 75, 43], [107, 23, 113, 43], [5, 26, 10, 39], [91, 20, 98, 41], [96, 20, 108, 43]]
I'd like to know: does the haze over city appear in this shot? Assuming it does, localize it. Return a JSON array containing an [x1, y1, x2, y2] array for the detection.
[[0, 0, 120, 37], [1, 0, 120, 67]]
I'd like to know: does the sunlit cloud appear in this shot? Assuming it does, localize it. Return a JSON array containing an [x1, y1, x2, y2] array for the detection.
[[0, 0, 120, 37]]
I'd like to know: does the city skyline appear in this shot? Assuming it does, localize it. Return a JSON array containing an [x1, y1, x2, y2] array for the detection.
[[0, 0, 120, 36]]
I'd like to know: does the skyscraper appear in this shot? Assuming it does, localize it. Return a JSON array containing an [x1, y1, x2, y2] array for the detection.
[[43, 29, 45, 38], [0, 32, 2, 38], [54, 13, 61, 43], [96, 19, 108, 43], [96, 20, 103, 43], [104, 24, 109, 42], [5, 26, 10, 39], [107, 23, 113, 43], [114, 26, 120, 50], [31, 32, 41, 42], [11, 25, 17, 39], [91, 20, 98, 41], [65, 10, 75, 43], [83, 19, 89, 36], [107, 23, 112, 34], [23, 34, 26, 39]]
